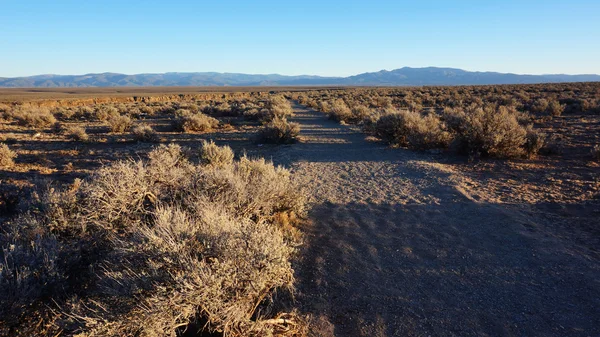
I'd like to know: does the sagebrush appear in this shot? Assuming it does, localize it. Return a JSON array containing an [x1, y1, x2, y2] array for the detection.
[[0, 143, 307, 336]]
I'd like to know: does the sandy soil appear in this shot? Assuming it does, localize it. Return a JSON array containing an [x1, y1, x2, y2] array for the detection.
[[273, 103, 600, 337]]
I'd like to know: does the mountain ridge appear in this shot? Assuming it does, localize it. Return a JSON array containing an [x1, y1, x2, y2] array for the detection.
[[1, 67, 599, 87]]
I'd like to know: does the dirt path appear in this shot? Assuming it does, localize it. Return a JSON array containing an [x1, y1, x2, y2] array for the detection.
[[273, 103, 600, 337]]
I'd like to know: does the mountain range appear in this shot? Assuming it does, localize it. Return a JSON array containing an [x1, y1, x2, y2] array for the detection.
[[1, 67, 599, 87]]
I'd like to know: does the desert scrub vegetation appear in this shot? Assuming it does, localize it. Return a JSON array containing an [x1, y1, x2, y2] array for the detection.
[[199, 140, 234, 167], [298, 86, 566, 159], [9, 105, 57, 128], [64, 125, 90, 142], [0, 143, 16, 167], [0, 143, 307, 336], [107, 114, 133, 133], [173, 110, 219, 132], [131, 124, 159, 142], [258, 116, 301, 144], [592, 145, 600, 161], [442, 105, 536, 158], [95, 105, 120, 121], [373, 110, 452, 150], [264, 95, 294, 120]]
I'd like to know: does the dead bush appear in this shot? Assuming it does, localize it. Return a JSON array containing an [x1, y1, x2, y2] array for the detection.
[[0, 144, 307, 336], [107, 115, 133, 133], [0, 143, 17, 167], [131, 124, 159, 142], [200, 140, 234, 167], [257, 117, 300, 144], [174, 113, 219, 132]]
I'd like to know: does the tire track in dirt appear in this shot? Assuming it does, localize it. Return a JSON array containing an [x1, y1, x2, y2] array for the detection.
[[273, 103, 600, 337]]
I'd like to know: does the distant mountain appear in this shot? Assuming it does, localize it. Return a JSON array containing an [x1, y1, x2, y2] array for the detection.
[[342, 67, 600, 85], [1, 67, 599, 87]]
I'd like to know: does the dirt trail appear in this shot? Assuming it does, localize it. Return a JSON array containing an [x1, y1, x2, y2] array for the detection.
[[273, 103, 600, 337]]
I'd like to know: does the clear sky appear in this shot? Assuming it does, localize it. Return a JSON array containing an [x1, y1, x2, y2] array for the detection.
[[1, 0, 599, 77]]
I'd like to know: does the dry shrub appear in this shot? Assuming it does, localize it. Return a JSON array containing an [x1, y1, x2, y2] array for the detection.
[[200, 140, 234, 167], [52, 106, 75, 120], [174, 113, 219, 132], [351, 105, 372, 123], [530, 99, 564, 116], [0, 216, 63, 325], [0, 143, 16, 167], [265, 95, 294, 120], [327, 100, 352, 122], [64, 125, 89, 142], [107, 115, 132, 133], [75, 106, 95, 119], [0, 103, 10, 117], [258, 117, 300, 144], [592, 145, 600, 161], [374, 110, 451, 150], [10, 106, 57, 128], [444, 105, 529, 158], [530, 98, 549, 114], [131, 124, 159, 142], [0, 144, 307, 336], [95, 106, 120, 121], [525, 128, 546, 158], [546, 100, 565, 117]]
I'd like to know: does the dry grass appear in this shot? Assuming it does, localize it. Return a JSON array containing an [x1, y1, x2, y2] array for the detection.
[[0, 143, 307, 336], [0, 143, 16, 167]]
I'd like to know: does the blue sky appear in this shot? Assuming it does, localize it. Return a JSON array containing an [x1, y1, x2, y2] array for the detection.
[[1, 0, 599, 77]]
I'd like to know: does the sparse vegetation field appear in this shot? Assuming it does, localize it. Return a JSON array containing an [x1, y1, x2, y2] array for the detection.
[[1, 84, 599, 336]]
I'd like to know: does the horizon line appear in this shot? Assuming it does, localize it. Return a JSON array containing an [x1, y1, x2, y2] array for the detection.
[[3, 66, 600, 79]]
